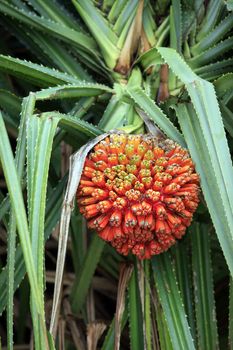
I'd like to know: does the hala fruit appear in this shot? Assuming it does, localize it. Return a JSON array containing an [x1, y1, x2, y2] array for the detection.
[[77, 134, 199, 259]]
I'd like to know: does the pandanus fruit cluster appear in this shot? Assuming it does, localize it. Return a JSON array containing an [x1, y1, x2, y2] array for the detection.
[[77, 133, 200, 259]]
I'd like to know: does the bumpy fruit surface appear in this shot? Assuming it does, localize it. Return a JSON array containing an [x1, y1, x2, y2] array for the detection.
[[77, 134, 199, 259]]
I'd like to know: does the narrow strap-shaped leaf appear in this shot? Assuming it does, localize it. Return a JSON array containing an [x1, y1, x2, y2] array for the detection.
[[187, 84, 233, 222], [158, 46, 233, 250], [155, 15, 170, 43], [72, 0, 119, 68], [0, 0, 97, 54], [98, 95, 119, 129], [108, 0, 128, 23], [170, 0, 182, 52], [142, 2, 157, 45], [0, 176, 66, 315], [144, 260, 152, 350], [1, 11, 92, 80], [28, 114, 59, 348], [25, 95, 47, 348], [128, 264, 144, 350], [194, 59, 233, 80], [189, 36, 233, 68], [69, 97, 96, 119], [0, 113, 43, 315], [73, 0, 118, 43], [71, 235, 105, 314], [35, 83, 112, 100], [6, 95, 34, 349], [191, 223, 219, 349], [27, 32, 91, 81], [113, 0, 138, 36], [7, 213, 16, 350], [174, 241, 196, 343], [99, 97, 135, 131], [152, 254, 195, 350], [0, 55, 81, 87], [153, 294, 173, 350], [126, 86, 185, 146], [26, 112, 40, 221], [192, 13, 233, 54], [41, 112, 103, 138], [196, 0, 225, 41], [23, 0, 81, 30], [175, 103, 233, 276], [28, 114, 60, 288]]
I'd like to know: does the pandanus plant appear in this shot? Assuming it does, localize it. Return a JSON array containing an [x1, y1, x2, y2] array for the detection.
[[0, 0, 232, 349]]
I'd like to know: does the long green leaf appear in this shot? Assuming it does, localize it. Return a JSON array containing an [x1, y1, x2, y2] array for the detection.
[[142, 3, 157, 47], [1, 11, 91, 81], [21, 0, 81, 30], [71, 234, 105, 314], [176, 103, 233, 276], [170, 0, 182, 52], [108, 0, 128, 23], [0, 55, 81, 87], [26, 33, 91, 81], [113, 0, 138, 36], [0, 0, 97, 54], [6, 95, 33, 349], [194, 59, 233, 81], [128, 265, 144, 350], [0, 176, 66, 315], [157, 47, 233, 275], [189, 37, 233, 68], [72, 0, 119, 68], [173, 240, 196, 343], [144, 260, 152, 350], [191, 223, 219, 349], [192, 13, 233, 54], [126, 86, 185, 146], [0, 113, 43, 314], [41, 112, 103, 138], [29, 114, 59, 284], [152, 254, 195, 350], [153, 292, 173, 350], [35, 83, 112, 100], [27, 112, 59, 349], [196, 0, 225, 40]]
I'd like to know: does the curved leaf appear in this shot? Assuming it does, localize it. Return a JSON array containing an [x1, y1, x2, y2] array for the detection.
[[0, 55, 81, 87], [157, 47, 233, 275], [175, 103, 233, 276]]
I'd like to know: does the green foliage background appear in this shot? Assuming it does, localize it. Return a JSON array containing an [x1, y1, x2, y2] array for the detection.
[[0, 0, 232, 349]]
